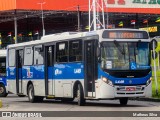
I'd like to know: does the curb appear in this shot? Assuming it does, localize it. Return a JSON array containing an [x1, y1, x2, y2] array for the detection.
[[0, 99, 2, 108], [130, 98, 160, 102]]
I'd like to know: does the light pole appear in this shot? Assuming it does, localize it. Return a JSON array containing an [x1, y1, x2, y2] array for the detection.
[[38, 1, 46, 36]]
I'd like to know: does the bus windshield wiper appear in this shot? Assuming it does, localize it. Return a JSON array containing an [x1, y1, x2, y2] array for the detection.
[[114, 40, 125, 55]]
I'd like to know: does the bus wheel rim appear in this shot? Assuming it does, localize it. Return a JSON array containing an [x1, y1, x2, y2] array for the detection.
[[29, 88, 33, 99], [77, 88, 80, 101]]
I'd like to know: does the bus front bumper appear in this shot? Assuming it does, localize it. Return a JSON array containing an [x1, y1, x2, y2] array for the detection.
[[95, 80, 152, 99], [114, 82, 152, 98]]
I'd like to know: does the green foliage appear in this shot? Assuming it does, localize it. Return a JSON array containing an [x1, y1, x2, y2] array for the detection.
[[152, 71, 160, 98], [156, 42, 160, 51], [151, 41, 160, 97]]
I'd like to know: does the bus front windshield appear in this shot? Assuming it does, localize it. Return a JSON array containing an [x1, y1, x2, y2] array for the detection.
[[101, 41, 150, 70]]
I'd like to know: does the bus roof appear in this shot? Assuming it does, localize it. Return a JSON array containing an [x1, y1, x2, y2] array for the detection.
[[7, 28, 150, 49], [0, 49, 6, 57], [7, 31, 97, 49]]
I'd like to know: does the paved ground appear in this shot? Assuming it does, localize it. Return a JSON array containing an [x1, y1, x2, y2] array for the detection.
[[0, 94, 160, 120]]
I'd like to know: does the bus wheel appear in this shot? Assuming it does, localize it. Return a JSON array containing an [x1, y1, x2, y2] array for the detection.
[[77, 84, 85, 106], [0, 84, 7, 97], [28, 84, 36, 103], [119, 98, 128, 105]]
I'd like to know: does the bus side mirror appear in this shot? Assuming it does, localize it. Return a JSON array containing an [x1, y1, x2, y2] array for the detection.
[[152, 51, 158, 59], [150, 39, 158, 50], [150, 39, 158, 59]]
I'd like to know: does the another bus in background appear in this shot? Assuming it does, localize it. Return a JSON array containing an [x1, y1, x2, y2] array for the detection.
[[0, 49, 8, 97]]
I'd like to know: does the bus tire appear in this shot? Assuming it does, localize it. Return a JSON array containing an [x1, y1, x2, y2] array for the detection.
[[119, 98, 128, 105], [77, 84, 85, 106], [28, 84, 37, 103], [0, 84, 7, 97]]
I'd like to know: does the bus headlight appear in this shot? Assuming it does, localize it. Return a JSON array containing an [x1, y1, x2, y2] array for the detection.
[[101, 76, 114, 86], [146, 78, 151, 86]]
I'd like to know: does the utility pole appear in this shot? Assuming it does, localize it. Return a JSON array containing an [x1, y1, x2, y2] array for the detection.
[[14, 10, 17, 44], [77, 5, 81, 32], [153, 40, 158, 95], [89, 0, 106, 31], [38, 1, 46, 36]]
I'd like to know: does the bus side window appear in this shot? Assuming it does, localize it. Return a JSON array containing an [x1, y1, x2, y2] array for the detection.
[[18, 50, 24, 68], [69, 40, 82, 62], [9, 49, 15, 67], [34, 45, 44, 65], [56, 42, 68, 63], [24, 47, 33, 66]]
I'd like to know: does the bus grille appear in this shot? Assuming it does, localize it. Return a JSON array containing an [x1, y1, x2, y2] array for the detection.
[[115, 85, 145, 96], [117, 92, 144, 95]]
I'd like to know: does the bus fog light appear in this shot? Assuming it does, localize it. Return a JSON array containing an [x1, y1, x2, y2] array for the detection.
[[101, 76, 113, 86]]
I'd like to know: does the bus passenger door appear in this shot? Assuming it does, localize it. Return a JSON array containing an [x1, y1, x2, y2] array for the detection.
[[84, 40, 98, 98], [16, 49, 24, 94], [45, 45, 55, 96]]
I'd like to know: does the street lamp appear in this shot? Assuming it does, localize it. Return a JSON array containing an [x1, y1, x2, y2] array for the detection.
[[38, 1, 46, 36]]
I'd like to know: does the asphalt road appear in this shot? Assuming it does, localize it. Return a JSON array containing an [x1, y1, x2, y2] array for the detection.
[[0, 94, 160, 120]]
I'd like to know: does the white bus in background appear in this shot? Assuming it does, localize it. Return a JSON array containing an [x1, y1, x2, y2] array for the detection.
[[7, 29, 152, 105]]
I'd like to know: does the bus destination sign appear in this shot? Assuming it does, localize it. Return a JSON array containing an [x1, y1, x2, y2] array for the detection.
[[102, 30, 149, 39]]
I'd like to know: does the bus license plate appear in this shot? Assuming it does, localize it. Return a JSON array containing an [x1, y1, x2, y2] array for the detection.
[[126, 87, 136, 91]]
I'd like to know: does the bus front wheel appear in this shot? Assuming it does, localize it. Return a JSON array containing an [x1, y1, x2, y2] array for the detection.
[[77, 84, 85, 106], [28, 84, 43, 103], [119, 98, 128, 105], [28, 84, 35, 103], [0, 84, 7, 97]]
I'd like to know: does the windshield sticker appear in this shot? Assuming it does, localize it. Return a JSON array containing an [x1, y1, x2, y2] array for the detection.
[[130, 62, 137, 70], [106, 61, 112, 69]]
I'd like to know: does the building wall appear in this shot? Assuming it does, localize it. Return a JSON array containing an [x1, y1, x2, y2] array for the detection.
[[1, 0, 160, 13], [0, 0, 16, 11], [16, 0, 88, 11]]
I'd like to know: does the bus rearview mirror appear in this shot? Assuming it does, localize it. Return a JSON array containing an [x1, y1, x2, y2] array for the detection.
[[152, 51, 157, 59], [150, 39, 158, 50]]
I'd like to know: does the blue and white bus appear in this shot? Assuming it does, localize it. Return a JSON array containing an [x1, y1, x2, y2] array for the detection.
[[7, 29, 152, 105], [0, 49, 8, 97]]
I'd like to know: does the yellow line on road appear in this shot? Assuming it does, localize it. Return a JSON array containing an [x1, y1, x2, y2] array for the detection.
[[0, 99, 2, 108]]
